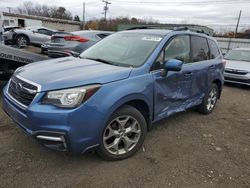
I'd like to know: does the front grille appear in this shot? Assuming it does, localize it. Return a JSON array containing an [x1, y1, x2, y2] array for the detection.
[[8, 76, 38, 106], [225, 77, 250, 84], [225, 69, 248, 75]]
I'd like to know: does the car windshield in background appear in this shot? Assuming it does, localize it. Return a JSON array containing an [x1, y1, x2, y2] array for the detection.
[[80, 32, 162, 67], [225, 50, 250, 62]]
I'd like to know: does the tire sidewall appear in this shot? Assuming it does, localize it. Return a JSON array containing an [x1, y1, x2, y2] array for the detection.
[[97, 105, 147, 160], [203, 84, 219, 114], [16, 35, 28, 47]]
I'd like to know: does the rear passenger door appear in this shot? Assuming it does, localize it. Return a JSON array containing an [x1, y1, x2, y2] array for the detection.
[[185, 35, 211, 108]]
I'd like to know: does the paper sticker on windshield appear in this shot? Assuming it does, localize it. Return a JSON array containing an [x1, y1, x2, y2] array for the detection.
[[142, 36, 162, 42]]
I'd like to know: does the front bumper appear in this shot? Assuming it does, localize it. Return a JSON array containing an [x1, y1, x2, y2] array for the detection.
[[224, 72, 250, 86], [2, 86, 105, 153]]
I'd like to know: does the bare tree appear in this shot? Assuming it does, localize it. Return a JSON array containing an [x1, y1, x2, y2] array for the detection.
[[17, 1, 73, 20]]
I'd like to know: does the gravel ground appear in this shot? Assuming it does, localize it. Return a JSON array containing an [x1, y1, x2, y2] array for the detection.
[[0, 81, 249, 188]]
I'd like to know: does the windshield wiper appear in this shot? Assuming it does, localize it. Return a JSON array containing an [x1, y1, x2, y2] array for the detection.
[[83, 57, 114, 65]]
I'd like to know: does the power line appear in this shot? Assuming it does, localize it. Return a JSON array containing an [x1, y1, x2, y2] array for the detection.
[[113, 0, 250, 6]]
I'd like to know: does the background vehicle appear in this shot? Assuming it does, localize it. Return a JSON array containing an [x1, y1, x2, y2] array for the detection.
[[3, 26, 21, 44], [12, 26, 56, 47], [46, 30, 113, 58], [224, 48, 250, 86], [0, 44, 48, 80], [2, 29, 224, 160]]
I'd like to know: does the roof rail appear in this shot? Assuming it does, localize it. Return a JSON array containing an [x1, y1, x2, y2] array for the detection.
[[173, 26, 189, 31], [126, 26, 153, 30], [173, 26, 210, 36]]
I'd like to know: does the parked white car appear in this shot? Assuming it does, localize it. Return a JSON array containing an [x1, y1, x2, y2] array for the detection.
[[11, 26, 56, 47], [224, 48, 250, 86]]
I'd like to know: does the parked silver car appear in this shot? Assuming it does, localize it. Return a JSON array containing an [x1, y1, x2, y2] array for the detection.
[[45, 30, 113, 58], [224, 48, 250, 86], [11, 26, 56, 47]]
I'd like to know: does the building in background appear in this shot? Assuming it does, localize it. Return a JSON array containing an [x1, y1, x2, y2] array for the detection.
[[0, 12, 81, 32]]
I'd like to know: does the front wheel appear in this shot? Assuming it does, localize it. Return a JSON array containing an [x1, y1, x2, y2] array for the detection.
[[198, 83, 219, 114], [97, 105, 147, 160]]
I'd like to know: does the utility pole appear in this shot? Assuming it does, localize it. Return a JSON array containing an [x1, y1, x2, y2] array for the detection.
[[7, 7, 11, 13], [82, 2, 86, 30], [234, 10, 242, 38], [102, 0, 111, 23]]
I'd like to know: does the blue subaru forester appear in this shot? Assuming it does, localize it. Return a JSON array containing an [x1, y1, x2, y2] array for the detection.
[[2, 29, 224, 160]]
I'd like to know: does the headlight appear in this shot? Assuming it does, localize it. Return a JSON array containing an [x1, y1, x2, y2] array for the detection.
[[42, 85, 101, 108]]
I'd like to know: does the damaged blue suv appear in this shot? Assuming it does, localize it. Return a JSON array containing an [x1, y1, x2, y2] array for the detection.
[[2, 29, 224, 160]]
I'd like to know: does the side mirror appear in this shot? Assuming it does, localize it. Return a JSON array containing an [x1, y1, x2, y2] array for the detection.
[[161, 59, 183, 77], [165, 59, 183, 72]]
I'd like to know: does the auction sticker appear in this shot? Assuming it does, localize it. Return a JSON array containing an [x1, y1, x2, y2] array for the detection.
[[142, 36, 162, 42]]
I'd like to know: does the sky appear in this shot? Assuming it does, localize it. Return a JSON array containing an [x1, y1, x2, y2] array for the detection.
[[0, 0, 250, 32]]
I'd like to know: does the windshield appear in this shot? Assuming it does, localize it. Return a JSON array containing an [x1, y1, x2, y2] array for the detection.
[[80, 32, 162, 67], [225, 49, 250, 62]]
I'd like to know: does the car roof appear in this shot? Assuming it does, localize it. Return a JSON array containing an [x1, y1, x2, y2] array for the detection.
[[71, 30, 114, 34], [121, 29, 172, 36], [4, 26, 20, 28], [119, 29, 213, 39], [24, 26, 56, 31]]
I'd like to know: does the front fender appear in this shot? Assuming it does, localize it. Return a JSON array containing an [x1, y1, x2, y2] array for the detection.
[[85, 74, 154, 126]]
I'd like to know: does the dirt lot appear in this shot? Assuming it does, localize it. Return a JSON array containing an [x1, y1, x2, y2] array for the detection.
[[0, 81, 249, 188]]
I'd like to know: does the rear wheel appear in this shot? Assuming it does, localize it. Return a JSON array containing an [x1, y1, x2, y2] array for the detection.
[[198, 83, 219, 114], [97, 105, 147, 160], [16, 35, 29, 47]]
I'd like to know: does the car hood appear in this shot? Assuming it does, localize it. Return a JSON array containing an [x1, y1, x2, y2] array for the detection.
[[15, 57, 132, 92], [225, 59, 250, 71]]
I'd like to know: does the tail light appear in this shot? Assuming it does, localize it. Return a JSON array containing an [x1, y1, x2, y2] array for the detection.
[[64, 36, 89, 43]]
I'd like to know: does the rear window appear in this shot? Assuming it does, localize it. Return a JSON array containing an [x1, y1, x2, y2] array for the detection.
[[208, 39, 220, 59], [191, 36, 209, 62], [97, 33, 110, 39]]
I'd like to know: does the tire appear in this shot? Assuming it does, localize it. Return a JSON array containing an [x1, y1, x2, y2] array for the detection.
[[15, 35, 29, 47], [97, 105, 147, 161], [198, 83, 219, 114]]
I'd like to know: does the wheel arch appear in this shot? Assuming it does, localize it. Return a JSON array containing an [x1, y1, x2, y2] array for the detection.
[[212, 79, 222, 98], [14, 33, 30, 44], [106, 95, 153, 131]]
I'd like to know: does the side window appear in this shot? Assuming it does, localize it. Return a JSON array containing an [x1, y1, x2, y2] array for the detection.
[[37, 29, 53, 36], [164, 35, 191, 63], [152, 35, 190, 70], [97, 33, 110, 39], [208, 39, 220, 59], [46, 30, 54, 36], [191, 36, 209, 62]]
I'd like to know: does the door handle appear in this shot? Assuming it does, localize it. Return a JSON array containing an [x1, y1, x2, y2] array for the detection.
[[184, 72, 193, 77], [210, 65, 215, 69]]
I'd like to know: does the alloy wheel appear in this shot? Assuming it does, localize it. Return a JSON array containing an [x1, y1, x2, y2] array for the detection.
[[206, 87, 217, 111], [103, 115, 141, 155], [17, 36, 27, 47]]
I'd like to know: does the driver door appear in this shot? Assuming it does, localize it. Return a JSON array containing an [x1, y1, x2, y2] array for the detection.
[[151, 35, 193, 121]]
